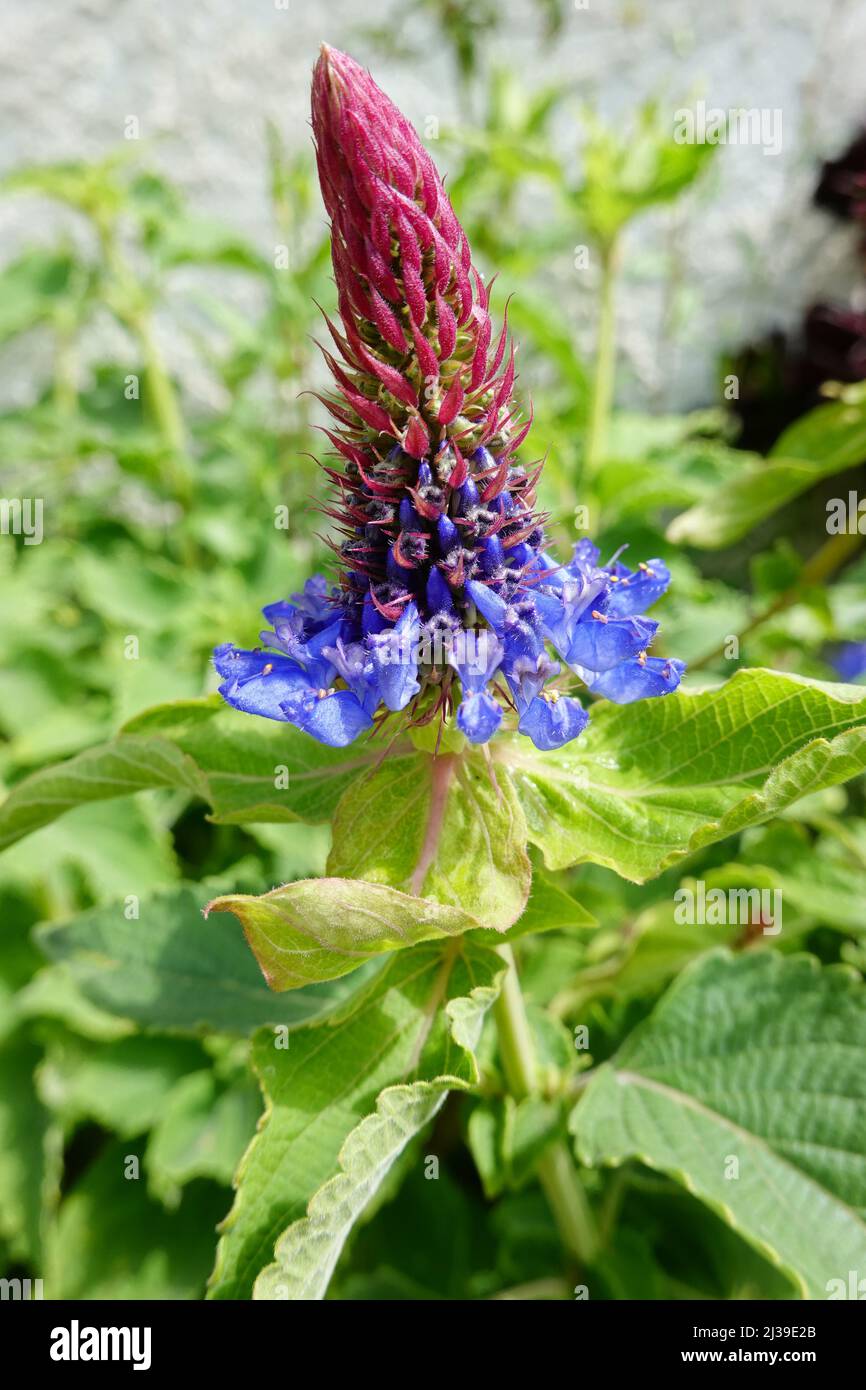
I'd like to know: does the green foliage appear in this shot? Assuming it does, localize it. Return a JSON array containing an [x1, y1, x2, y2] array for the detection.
[[573, 952, 866, 1298], [1, 38, 866, 1306]]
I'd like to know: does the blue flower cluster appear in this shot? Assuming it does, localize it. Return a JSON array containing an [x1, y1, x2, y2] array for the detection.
[[214, 538, 684, 750]]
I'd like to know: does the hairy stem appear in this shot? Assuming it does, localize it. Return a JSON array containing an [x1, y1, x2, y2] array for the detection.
[[493, 944, 599, 1267]]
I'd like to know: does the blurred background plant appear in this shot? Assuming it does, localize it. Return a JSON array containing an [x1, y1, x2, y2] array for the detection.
[[1, 1, 866, 1301]]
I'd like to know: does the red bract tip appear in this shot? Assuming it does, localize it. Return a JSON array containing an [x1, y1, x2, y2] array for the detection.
[[310, 46, 528, 468]]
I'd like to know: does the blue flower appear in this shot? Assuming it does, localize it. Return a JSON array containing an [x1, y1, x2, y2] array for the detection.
[[215, 459, 684, 748]]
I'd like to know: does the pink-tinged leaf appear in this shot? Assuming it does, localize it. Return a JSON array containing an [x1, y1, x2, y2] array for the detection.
[[370, 202, 392, 260], [508, 403, 534, 453], [480, 454, 510, 502], [393, 210, 422, 275], [470, 311, 493, 389]]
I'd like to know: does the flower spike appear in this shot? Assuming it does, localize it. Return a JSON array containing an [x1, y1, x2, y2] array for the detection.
[[214, 47, 684, 748]]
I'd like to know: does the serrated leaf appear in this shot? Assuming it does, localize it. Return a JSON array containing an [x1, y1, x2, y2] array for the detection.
[[502, 669, 866, 881], [326, 749, 531, 930], [572, 951, 866, 1298], [36, 885, 382, 1034], [207, 878, 483, 990], [208, 941, 501, 1299], [0, 699, 404, 851]]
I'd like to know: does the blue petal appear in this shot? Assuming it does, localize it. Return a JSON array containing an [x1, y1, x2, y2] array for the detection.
[[457, 690, 503, 744], [479, 534, 504, 574], [369, 602, 421, 711], [605, 559, 671, 617], [400, 498, 422, 529], [436, 514, 459, 552], [450, 629, 504, 693], [465, 578, 508, 629], [589, 655, 685, 704], [322, 638, 379, 714], [506, 650, 560, 712], [362, 592, 389, 637], [280, 689, 372, 746], [518, 694, 589, 750], [263, 574, 333, 629], [265, 615, 342, 686], [214, 646, 310, 721], [566, 614, 658, 672], [832, 641, 866, 681], [570, 538, 601, 573], [427, 566, 455, 614]]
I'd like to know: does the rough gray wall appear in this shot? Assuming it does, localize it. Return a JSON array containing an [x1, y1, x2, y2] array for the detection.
[[2, 0, 865, 411]]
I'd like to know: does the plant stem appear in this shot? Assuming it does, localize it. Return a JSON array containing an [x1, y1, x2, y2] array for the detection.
[[136, 307, 194, 507], [691, 528, 864, 670], [493, 944, 600, 1267], [97, 220, 193, 508], [583, 236, 619, 480]]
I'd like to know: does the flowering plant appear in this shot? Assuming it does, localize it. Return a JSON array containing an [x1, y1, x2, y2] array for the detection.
[[2, 38, 866, 1312], [215, 48, 683, 753]]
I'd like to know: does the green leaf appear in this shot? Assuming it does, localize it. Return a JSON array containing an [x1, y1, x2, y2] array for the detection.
[[666, 455, 834, 549], [208, 941, 502, 1300], [146, 1073, 261, 1206], [37, 886, 382, 1034], [667, 392, 866, 548], [206, 877, 483, 990], [468, 1095, 564, 1198], [169, 705, 388, 827], [326, 749, 531, 930], [15, 966, 135, 1042], [471, 868, 597, 945], [0, 249, 81, 342], [37, 1035, 207, 1138], [572, 951, 866, 1298], [0, 799, 178, 902], [0, 1036, 60, 1262], [45, 1142, 227, 1300], [0, 700, 400, 851], [574, 102, 717, 246], [503, 669, 866, 881], [0, 734, 205, 851]]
